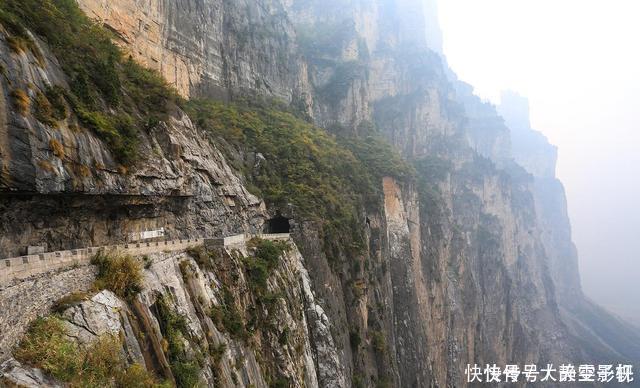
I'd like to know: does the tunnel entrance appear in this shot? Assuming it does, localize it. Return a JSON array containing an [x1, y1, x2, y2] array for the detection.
[[265, 216, 290, 234]]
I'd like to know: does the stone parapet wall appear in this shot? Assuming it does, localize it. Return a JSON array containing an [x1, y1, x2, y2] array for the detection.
[[0, 238, 204, 286], [0, 234, 290, 286], [0, 266, 97, 359], [205, 233, 291, 248], [0, 233, 291, 360]]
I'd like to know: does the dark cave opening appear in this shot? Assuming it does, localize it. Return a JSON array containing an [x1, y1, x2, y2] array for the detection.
[[265, 215, 290, 234]]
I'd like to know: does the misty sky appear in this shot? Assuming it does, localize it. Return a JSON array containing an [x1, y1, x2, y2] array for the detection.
[[437, 0, 640, 325]]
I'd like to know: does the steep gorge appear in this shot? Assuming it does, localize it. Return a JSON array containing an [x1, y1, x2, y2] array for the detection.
[[0, 0, 638, 387]]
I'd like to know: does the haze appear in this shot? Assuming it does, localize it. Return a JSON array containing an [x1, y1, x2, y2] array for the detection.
[[437, 0, 640, 325]]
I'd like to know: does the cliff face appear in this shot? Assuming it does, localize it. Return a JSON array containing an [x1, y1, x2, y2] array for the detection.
[[77, 0, 310, 102], [0, 24, 265, 257], [2, 241, 337, 387], [1, 0, 639, 387], [500, 91, 640, 365]]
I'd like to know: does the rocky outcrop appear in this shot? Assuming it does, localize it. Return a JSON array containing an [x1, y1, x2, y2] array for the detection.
[[0, 358, 62, 388], [499, 91, 557, 178], [0, 265, 96, 359], [1, 241, 340, 387], [499, 92, 579, 302], [0, 27, 265, 257]]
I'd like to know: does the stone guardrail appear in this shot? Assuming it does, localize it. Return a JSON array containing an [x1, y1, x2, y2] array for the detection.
[[206, 233, 291, 248], [0, 233, 290, 286]]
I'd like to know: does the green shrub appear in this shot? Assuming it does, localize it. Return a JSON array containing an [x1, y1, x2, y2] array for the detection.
[[154, 294, 202, 388], [349, 331, 361, 349], [15, 316, 161, 387], [244, 238, 289, 291], [184, 100, 411, 264], [32, 86, 70, 126], [75, 108, 139, 165], [91, 251, 144, 300], [341, 123, 415, 183], [45, 85, 70, 120], [278, 327, 290, 346], [210, 287, 246, 339], [186, 245, 215, 271], [14, 317, 82, 382], [209, 343, 227, 364], [0, 8, 44, 64], [371, 330, 386, 354], [183, 99, 247, 143], [352, 374, 366, 388], [0, 0, 179, 164], [243, 257, 270, 291], [269, 375, 291, 388]]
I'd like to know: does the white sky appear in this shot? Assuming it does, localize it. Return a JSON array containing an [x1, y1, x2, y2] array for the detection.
[[437, 0, 640, 324]]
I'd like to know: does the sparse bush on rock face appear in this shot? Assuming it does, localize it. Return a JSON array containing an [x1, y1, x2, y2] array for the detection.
[[184, 99, 413, 266], [0, 0, 180, 165], [154, 294, 203, 388], [9, 88, 29, 115], [14, 316, 161, 387], [186, 245, 216, 271], [245, 238, 290, 292], [48, 138, 65, 159], [91, 251, 144, 300]]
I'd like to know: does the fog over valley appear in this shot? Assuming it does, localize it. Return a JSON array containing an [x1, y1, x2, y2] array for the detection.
[[438, 0, 640, 326]]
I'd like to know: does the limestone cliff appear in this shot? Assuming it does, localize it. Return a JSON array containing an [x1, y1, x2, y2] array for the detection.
[[2, 240, 338, 387], [500, 91, 640, 365], [77, 0, 311, 102], [1, 0, 639, 387], [0, 22, 264, 257]]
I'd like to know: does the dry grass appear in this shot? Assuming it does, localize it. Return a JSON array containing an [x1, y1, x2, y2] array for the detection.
[[34, 91, 57, 127], [15, 316, 162, 387], [117, 165, 128, 175], [10, 88, 30, 115], [91, 251, 144, 300], [5, 34, 44, 65], [116, 363, 158, 388], [14, 317, 82, 382], [51, 291, 92, 313], [76, 163, 91, 177], [6, 36, 27, 54], [37, 159, 56, 174], [49, 138, 65, 159]]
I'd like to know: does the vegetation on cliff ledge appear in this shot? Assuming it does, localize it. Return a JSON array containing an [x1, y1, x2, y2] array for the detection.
[[91, 251, 144, 301], [154, 294, 203, 388], [1, 0, 415, 267], [0, 0, 178, 164], [185, 99, 414, 261], [15, 316, 161, 387]]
